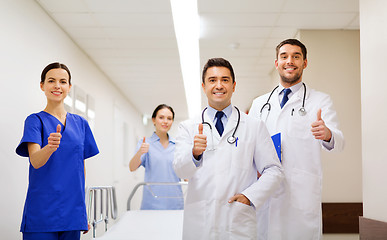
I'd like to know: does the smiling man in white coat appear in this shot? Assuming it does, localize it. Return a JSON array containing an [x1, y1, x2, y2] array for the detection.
[[173, 58, 284, 240], [249, 39, 345, 240]]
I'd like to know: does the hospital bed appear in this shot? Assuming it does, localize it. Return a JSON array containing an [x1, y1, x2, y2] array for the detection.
[[86, 182, 187, 240]]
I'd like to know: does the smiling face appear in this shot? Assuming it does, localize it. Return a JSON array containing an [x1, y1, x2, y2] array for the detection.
[[202, 66, 236, 111], [152, 107, 174, 134], [40, 68, 71, 103], [275, 44, 308, 88]]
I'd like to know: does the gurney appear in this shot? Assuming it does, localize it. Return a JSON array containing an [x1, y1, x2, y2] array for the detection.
[[86, 182, 187, 240]]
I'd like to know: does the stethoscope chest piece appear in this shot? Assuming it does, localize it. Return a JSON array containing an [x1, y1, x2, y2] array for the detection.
[[227, 136, 236, 144], [298, 107, 307, 116]]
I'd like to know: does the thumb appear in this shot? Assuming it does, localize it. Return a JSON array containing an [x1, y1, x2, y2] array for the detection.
[[56, 124, 61, 133], [142, 136, 146, 143], [198, 123, 203, 134], [317, 109, 322, 121]]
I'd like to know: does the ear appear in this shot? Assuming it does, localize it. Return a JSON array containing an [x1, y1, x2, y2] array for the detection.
[[202, 82, 205, 92], [275, 59, 279, 69], [303, 59, 308, 69], [232, 81, 236, 92], [68, 84, 72, 93], [152, 117, 156, 125], [40, 82, 44, 91]]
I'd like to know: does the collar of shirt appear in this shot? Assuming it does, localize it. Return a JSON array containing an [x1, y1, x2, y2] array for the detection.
[[149, 132, 175, 144], [206, 104, 232, 127], [277, 81, 303, 103]]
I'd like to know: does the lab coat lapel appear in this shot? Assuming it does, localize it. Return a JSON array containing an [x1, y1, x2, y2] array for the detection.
[[222, 106, 240, 139], [202, 110, 221, 141], [283, 83, 310, 107]]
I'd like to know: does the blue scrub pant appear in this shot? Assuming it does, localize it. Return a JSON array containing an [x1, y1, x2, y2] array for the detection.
[[23, 231, 80, 240]]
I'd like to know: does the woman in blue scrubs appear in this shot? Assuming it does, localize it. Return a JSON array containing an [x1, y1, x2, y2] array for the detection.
[[129, 104, 183, 210], [16, 62, 99, 240]]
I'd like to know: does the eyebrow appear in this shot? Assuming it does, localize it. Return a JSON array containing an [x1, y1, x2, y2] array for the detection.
[[207, 76, 231, 79], [280, 52, 302, 56]]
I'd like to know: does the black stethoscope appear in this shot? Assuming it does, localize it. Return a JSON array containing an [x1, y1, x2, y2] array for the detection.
[[260, 82, 307, 118], [201, 106, 240, 144]]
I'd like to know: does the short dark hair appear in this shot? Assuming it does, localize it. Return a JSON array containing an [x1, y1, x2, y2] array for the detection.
[[276, 39, 307, 60], [41, 62, 72, 84], [152, 104, 175, 120], [202, 58, 235, 83]]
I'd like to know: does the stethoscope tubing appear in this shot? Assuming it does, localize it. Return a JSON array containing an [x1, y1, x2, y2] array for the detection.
[[201, 106, 240, 144], [260, 82, 307, 117]]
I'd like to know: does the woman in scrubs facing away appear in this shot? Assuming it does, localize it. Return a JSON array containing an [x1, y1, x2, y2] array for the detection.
[[16, 62, 99, 240], [129, 104, 183, 210]]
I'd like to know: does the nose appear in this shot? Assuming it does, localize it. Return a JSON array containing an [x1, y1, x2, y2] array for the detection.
[[54, 81, 60, 88], [286, 56, 294, 64], [215, 79, 223, 88]]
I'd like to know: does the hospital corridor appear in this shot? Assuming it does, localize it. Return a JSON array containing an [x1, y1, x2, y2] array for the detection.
[[1, 0, 387, 239]]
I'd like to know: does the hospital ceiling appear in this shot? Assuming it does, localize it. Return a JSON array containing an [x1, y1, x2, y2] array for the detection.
[[36, 0, 359, 122]]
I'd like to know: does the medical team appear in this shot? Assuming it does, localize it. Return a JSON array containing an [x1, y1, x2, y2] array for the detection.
[[16, 38, 343, 240]]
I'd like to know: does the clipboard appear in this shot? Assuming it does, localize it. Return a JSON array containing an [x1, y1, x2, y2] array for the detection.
[[271, 133, 281, 162]]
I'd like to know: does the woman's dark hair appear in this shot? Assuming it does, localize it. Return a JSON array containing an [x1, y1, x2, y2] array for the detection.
[[41, 62, 72, 84], [152, 104, 175, 120]]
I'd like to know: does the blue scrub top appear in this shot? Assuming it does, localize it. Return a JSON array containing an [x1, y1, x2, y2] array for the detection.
[[137, 133, 184, 210], [16, 111, 99, 232]]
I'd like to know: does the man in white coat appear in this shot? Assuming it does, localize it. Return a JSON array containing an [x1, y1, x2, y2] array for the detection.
[[249, 39, 344, 240], [173, 58, 284, 240]]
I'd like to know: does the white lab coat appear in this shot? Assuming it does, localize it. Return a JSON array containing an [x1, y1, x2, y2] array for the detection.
[[249, 84, 344, 240], [173, 106, 284, 240]]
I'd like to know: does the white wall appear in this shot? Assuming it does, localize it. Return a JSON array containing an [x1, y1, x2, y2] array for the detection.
[[0, 0, 145, 239], [359, 0, 387, 223]]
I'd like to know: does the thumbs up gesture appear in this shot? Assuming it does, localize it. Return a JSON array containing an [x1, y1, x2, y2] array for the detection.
[[311, 109, 332, 141], [192, 123, 207, 159], [47, 124, 62, 151], [139, 137, 150, 154]]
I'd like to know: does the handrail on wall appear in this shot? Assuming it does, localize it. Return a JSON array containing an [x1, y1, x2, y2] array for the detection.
[[85, 186, 117, 239], [127, 181, 188, 211]]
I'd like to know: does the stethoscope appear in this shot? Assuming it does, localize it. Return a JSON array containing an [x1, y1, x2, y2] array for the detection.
[[260, 82, 307, 118], [201, 106, 240, 144]]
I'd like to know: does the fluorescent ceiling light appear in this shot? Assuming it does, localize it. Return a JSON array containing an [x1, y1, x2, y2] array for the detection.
[[170, 0, 201, 118]]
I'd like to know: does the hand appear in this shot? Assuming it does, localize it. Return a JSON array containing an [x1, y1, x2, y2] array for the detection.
[[228, 194, 251, 206], [311, 109, 332, 142], [47, 124, 62, 152], [192, 123, 207, 159], [140, 137, 150, 154], [82, 223, 91, 234]]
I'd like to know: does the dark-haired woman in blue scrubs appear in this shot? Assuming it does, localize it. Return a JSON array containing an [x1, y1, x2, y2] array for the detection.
[[16, 62, 99, 240]]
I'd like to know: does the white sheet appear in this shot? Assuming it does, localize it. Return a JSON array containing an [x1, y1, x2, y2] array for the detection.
[[96, 210, 183, 240]]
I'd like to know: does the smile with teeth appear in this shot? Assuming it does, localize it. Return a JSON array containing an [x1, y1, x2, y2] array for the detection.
[[285, 66, 296, 71], [214, 92, 225, 95], [51, 91, 62, 96]]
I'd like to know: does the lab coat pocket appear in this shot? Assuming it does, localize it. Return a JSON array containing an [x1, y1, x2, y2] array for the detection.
[[287, 113, 312, 139], [229, 201, 257, 239], [289, 168, 321, 215], [231, 139, 254, 170]]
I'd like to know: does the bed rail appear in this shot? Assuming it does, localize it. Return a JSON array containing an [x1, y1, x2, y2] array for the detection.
[[86, 186, 117, 239], [127, 181, 188, 210]]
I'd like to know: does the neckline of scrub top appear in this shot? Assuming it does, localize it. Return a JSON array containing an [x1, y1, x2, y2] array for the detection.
[[149, 132, 175, 144], [41, 110, 68, 130]]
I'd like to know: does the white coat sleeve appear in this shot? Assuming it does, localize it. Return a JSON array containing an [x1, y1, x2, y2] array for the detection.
[[319, 94, 344, 152], [241, 120, 284, 210], [173, 120, 199, 179]]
